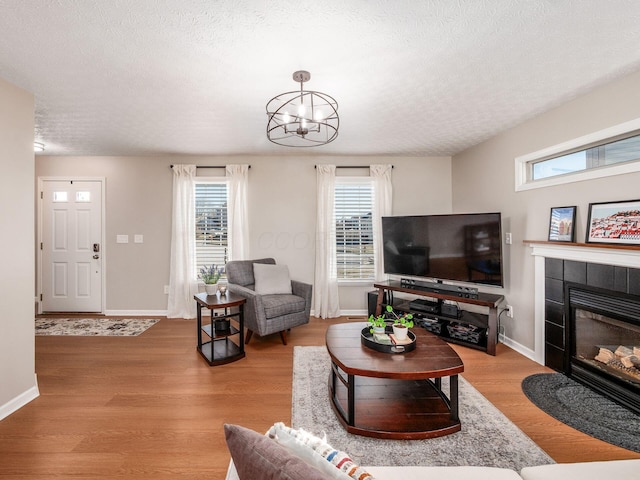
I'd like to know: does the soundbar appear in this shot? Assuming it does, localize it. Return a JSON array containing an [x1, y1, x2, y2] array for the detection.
[[400, 278, 478, 298]]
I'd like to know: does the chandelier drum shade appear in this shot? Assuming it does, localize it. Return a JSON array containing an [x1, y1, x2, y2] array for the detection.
[[266, 70, 339, 147]]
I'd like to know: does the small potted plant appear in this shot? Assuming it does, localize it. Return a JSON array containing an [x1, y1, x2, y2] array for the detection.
[[368, 311, 389, 334], [391, 313, 414, 341], [199, 264, 224, 295]]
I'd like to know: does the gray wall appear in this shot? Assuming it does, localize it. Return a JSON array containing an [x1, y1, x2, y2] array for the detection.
[[35, 155, 452, 313], [0, 76, 37, 418], [452, 69, 640, 352]]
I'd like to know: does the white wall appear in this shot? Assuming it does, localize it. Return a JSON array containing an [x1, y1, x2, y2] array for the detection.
[[36, 155, 452, 314], [452, 69, 640, 354], [0, 76, 38, 419]]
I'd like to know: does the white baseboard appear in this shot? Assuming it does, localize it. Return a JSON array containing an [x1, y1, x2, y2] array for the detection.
[[499, 333, 538, 363], [104, 310, 168, 317], [0, 375, 39, 421], [339, 309, 368, 317]]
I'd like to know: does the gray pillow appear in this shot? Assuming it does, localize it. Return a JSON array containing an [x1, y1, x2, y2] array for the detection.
[[253, 263, 292, 295], [224, 424, 331, 480]]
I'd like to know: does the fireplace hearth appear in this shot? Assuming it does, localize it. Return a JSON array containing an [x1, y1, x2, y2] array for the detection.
[[567, 283, 640, 413]]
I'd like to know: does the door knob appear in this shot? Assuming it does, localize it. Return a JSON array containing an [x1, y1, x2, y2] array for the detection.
[[93, 254, 100, 259]]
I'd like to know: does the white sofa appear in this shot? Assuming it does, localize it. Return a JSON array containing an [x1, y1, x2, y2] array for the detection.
[[224, 423, 640, 480], [366, 461, 640, 480]]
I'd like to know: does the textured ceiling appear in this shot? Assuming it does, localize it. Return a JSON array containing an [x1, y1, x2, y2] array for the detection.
[[1, 0, 640, 157]]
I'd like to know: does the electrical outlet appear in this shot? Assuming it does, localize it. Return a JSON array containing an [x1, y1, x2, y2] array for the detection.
[[164, 285, 170, 294], [505, 232, 512, 245], [506, 305, 514, 318]]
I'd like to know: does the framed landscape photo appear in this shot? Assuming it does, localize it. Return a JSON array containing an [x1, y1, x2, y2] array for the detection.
[[586, 199, 640, 245], [548, 206, 576, 242]]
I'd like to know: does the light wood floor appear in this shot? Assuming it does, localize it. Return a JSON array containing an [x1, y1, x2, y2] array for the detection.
[[2, 316, 638, 479]]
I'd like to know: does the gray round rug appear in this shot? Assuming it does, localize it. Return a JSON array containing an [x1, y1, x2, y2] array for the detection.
[[522, 373, 640, 452]]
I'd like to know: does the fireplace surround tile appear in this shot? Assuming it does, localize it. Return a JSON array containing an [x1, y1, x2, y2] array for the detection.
[[586, 263, 615, 290], [545, 257, 563, 280], [545, 277, 564, 303], [630, 269, 640, 296], [564, 260, 586, 284], [613, 266, 628, 293]]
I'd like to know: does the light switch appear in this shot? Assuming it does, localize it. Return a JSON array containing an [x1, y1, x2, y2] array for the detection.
[[134, 234, 144, 244], [116, 234, 129, 244]]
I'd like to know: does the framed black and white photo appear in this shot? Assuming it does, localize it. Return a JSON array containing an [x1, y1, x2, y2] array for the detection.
[[586, 199, 640, 245], [548, 206, 576, 242]]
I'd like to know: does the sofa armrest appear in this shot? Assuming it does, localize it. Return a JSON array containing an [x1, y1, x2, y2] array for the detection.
[[520, 459, 640, 480]]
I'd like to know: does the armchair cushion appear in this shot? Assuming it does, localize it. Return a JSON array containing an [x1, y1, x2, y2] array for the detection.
[[253, 263, 293, 295], [262, 294, 307, 319]]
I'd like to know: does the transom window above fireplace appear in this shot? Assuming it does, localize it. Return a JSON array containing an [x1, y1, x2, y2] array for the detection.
[[515, 117, 640, 191]]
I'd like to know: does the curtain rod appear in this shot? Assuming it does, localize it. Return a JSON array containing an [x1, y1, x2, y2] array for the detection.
[[314, 165, 394, 169], [169, 165, 251, 169]]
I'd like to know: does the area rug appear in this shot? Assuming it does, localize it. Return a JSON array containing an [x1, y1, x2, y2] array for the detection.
[[35, 317, 159, 336], [522, 373, 640, 452], [292, 346, 554, 470]]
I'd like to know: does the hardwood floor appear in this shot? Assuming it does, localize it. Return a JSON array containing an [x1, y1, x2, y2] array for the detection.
[[2, 316, 638, 479]]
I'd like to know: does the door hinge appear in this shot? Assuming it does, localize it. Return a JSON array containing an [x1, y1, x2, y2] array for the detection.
[[40, 242, 43, 250], [40, 191, 43, 199], [40, 294, 43, 301]]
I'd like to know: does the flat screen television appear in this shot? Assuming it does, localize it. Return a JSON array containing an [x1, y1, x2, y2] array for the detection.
[[382, 213, 503, 288]]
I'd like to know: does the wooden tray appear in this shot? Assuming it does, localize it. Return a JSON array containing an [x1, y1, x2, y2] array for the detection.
[[361, 326, 417, 354]]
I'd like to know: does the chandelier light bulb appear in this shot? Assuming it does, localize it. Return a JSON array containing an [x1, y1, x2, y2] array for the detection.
[[282, 112, 291, 123], [314, 110, 324, 121], [298, 103, 306, 117]]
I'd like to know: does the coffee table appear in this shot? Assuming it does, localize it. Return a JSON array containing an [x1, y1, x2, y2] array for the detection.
[[325, 322, 464, 439]]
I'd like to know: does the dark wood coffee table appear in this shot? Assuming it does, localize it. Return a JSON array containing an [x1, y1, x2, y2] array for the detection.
[[325, 322, 464, 439]]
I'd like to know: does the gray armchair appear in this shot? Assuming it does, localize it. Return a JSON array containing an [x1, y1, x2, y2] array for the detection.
[[225, 258, 312, 345]]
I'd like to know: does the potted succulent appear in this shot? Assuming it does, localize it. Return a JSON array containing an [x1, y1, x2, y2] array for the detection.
[[199, 264, 224, 295], [368, 305, 414, 338]]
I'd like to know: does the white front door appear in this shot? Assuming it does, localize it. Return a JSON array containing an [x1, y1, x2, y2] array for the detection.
[[40, 180, 104, 313]]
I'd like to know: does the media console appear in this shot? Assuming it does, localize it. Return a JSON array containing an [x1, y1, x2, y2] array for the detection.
[[373, 280, 505, 355]]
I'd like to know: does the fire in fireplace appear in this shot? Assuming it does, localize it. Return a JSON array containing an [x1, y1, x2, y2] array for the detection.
[[567, 283, 640, 414]]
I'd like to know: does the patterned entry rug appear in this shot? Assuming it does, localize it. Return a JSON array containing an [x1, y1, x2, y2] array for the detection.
[[35, 317, 160, 336], [522, 373, 640, 452], [292, 346, 554, 470]]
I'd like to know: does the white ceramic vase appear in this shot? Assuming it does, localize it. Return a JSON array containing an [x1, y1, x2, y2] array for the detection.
[[204, 283, 218, 295]]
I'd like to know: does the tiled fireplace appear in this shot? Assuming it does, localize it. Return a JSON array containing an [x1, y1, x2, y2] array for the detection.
[[529, 242, 640, 413]]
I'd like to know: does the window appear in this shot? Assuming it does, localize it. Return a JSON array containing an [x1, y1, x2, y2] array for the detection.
[[195, 181, 228, 274], [334, 178, 374, 280], [531, 132, 640, 181], [515, 117, 640, 191]]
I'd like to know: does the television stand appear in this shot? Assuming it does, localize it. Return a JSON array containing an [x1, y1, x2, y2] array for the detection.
[[373, 280, 505, 355]]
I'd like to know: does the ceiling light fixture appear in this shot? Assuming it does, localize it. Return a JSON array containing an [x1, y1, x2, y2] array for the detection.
[[266, 70, 339, 147], [34, 142, 45, 152]]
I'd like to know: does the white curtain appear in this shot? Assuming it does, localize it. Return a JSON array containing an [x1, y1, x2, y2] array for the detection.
[[167, 164, 198, 319], [226, 164, 249, 260], [314, 165, 341, 318], [370, 164, 393, 281]]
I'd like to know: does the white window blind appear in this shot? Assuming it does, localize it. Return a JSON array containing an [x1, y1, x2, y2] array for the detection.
[[334, 180, 374, 280], [195, 182, 228, 274]]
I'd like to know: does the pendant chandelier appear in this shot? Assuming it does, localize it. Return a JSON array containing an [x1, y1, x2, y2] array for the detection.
[[266, 70, 339, 147]]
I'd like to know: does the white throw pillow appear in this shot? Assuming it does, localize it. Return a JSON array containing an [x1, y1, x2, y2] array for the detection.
[[253, 263, 292, 295], [267, 423, 371, 480]]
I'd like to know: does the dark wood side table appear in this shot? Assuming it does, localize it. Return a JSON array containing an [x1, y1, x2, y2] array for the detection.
[[326, 322, 464, 440], [194, 292, 246, 366]]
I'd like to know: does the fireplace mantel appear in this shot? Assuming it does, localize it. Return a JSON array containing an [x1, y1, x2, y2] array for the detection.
[[525, 240, 640, 365], [525, 240, 640, 268]]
